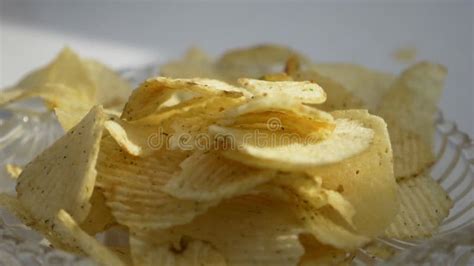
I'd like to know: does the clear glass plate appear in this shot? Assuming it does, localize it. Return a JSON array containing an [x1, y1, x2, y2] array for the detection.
[[0, 65, 472, 266]]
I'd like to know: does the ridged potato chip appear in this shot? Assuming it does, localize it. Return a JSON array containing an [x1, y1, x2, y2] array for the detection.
[[385, 174, 452, 239], [238, 78, 326, 104], [96, 137, 217, 230], [138, 194, 306, 266], [377, 62, 446, 179], [163, 150, 276, 201], [16, 106, 106, 224], [308, 110, 398, 237], [299, 234, 354, 266]]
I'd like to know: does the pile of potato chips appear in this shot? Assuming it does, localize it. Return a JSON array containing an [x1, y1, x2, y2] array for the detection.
[[0, 45, 453, 265]]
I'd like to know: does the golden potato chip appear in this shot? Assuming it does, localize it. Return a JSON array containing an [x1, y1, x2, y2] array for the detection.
[[210, 117, 373, 171], [389, 122, 435, 180], [311, 63, 395, 110], [163, 150, 276, 201], [82, 59, 132, 109], [142, 194, 306, 266], [54, 210, 127, 266], [80, 187, 117, 235], [237, 78, 326, 104], [291, 69, 365, 111], [216, 44, 311, 82], [299, 234, 354, 266], [385, 174, 452, 239], [121, 77, 245, 121], [308, 110, 398, 237], [130, 233, 226, 266], [363, 241, 396, 261], [96, 137, 217, 230], [377, 62, 446, 179], [160, 47, 222, 80], [16, 106, 106, 224], [5, 163, 22, 179]]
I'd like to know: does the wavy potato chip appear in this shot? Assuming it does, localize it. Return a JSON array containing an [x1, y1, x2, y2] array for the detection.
[[163, 150, 276, 201], [377, 62, 446, 179], [238, 78, 326, 104], [96, 137, 217, 230], [210, 117, 373, 171], [308, 110, 398, 237], [385, 174, 452, 239], [299, 234, 354, 266], [141, 194, 306, 266], [16, 106, 106, 224]]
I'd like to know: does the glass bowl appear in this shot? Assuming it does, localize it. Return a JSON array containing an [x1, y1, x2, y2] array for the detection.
[[0, 65, 472, 265]]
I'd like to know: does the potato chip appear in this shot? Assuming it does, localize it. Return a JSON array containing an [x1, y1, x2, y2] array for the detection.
[[54, 210, 127, 266], [307, 110, 398, 237], [80, 187, 117, 235], [82, 59, 132, 109], [160, 47, 222, 80], [291, 69, 365, 111], [139, 194, 306, 266], [16, 105, 106, 224], [216, 44, 311, 82], [385, 174, 452, 239], [121, 77, 245, 121], [163, 150, 276, 201], [377, 62, 446, 179], [299, 234, 354, 266], [311, 63, 395, 110], [237, 78, 326, 104], [130, 233, 226, 266], [210, 117, 373, 171], [96, 137, 217, 230], [389, 122, 435, 180], [5, 163, 22, 179]]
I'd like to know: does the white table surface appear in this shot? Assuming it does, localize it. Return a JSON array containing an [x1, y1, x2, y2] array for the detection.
[[1, 1, 472, 136]]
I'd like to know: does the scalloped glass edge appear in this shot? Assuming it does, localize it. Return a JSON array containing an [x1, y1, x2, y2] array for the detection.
[[0, 65, 472, 266]]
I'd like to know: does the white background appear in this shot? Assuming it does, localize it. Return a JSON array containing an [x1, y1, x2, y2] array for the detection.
[[1, 0, 473, 135]]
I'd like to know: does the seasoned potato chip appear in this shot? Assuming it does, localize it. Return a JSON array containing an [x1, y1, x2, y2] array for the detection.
[[308, 110, 398, 237], [163, 150, 276, 201], [385, 174, 452, 239], [122, 77, 245, 121], [389, 122, 435, 180], [96, 137, 216, 230], [377, 62, 446, 179], [16, 106, 106, 224], [210, 117, 373, 171], [311, 63, 395, 110], [291, 69, 365, 111], [82, 59, 132, 109], [54, 210, 127, 266], [299, 234, 354, 266], [216, 44, 310, 82], [0, 48, 131, 114], [238, 78, 326, 104], [160, 47, 222, 80], [130, 233, 226, 266], [80, 187, 116, 235], [140, 194, 306, 266]]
